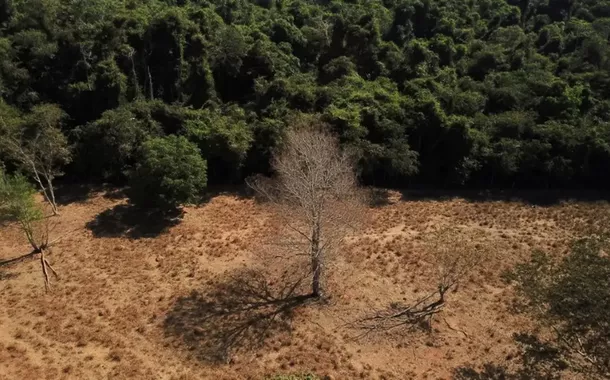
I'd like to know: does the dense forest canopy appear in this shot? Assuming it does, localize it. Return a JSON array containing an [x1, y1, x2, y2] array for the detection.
[[1, 0, 610, 189]]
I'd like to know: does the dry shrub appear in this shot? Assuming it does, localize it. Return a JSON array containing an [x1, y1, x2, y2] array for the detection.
[[353, 227, 489, 337]]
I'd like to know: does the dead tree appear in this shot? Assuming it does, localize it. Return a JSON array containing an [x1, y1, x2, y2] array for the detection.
[[354, 228, 485, 336], [248, 121, 366, 299], [21, 216, 59, 292]]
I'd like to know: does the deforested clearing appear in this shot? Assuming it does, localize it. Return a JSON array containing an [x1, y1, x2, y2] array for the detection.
[[1, 188, 606, 379]]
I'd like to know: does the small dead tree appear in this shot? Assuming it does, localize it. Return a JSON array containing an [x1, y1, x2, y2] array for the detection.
[[0, 169, 59, 291], [355, 228, 485, 335], [0, 104, 71, 216], [247, 121, 366, 299]]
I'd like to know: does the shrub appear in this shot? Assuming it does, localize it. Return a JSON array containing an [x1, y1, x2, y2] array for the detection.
[[0, 168, 42, 225], [128, 135, 207, 210], [506, 237, 610, 378]]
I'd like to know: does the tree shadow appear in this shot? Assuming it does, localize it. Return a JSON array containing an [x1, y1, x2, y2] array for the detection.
[[368, 188, 393, 207], [453, 333, 567, 380], [55, 183, 128, 205], [202, 184, 254, 200], [163, 268, 312, 363], [86, 204, 183, 239], [103, 187, 127, 201], [55, 183, 97, 205], [399, 188, 610, 207]]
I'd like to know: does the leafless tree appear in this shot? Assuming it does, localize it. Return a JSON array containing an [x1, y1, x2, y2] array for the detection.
[[354, 228, 485, 336], [0, 104, 71, 216], [23, 216, 59, 292], [247, 121, 366, 299]]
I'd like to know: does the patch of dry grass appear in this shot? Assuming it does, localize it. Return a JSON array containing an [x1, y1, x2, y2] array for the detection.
[[1, 188, 608, 379]]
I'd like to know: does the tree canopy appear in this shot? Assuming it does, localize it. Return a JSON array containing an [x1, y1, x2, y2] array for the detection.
[[128, 135, 207, 209], [505, 237, 610, 378], [2, 0, 610, 188]]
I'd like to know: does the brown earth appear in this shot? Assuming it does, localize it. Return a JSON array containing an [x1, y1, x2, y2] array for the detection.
[[1, 187, 608, 380]]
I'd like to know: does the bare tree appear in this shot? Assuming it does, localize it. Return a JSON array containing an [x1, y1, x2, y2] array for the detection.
[[248, 121, 366, 299], [354, 228, 485, 336], [0, 104, 71, 216]]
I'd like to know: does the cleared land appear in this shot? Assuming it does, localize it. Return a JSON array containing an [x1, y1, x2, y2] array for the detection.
[[1, 188, 608, 379]]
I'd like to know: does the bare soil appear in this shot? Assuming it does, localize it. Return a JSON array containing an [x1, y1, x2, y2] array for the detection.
[[1, 188, 608, 379]]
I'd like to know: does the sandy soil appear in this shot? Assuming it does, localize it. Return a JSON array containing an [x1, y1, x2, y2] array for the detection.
[[1, 188, 608, 380]]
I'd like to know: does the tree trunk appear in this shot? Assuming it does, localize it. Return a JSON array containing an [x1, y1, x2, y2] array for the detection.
[[40, 248, 50, 292], [45, 175, 58, 216], [311, 223, 322, 298], [147, 65, 154, 100], [81, 47, 92, 91], [32, 169, 58, 215], [130, 53, 141, 100]]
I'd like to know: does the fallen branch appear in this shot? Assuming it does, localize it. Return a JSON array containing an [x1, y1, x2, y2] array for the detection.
[[351, 287, 449, 339]]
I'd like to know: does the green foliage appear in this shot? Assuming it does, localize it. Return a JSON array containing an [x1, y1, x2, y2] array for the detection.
[[0, 103, 71, 182], [0, 168, 42, 225], [0, 168, 44, 250], [128, 135, 207, 209], [1, 0, 610, 188], [182, 106, 252, 182], [73, 103, 163, 180], [506, 237, 610, 377]]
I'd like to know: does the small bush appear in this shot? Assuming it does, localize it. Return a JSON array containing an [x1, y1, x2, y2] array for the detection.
[[0, 169, 42, 224], [128, 135, 207, 210]]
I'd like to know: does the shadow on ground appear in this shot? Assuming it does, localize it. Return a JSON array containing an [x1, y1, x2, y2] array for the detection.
[[385, 189, 610, 207], [55, 182, 128, 205], [55, 183, 97, 205], [453, 333, 567, 380], [0, 269, 18, 281], [163, 268, 312, 363], [368, 188, 394, 207], [86, 204, 183, 239]]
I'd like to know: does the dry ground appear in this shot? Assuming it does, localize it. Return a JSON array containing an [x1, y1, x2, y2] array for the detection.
[[1, 187, 609, 380]]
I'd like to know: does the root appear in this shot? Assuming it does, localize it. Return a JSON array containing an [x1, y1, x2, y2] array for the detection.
[[39, 249, 60, 292], [40, 249, 51, 292], [443, 316, 469, 339], [44, 259, 59, 279]]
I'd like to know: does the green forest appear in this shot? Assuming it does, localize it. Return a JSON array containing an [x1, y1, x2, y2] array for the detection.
[[2, 0, 610, 190]]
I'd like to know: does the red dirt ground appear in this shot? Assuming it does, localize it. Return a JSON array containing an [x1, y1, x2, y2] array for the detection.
[[1, 188, 607, 379]]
